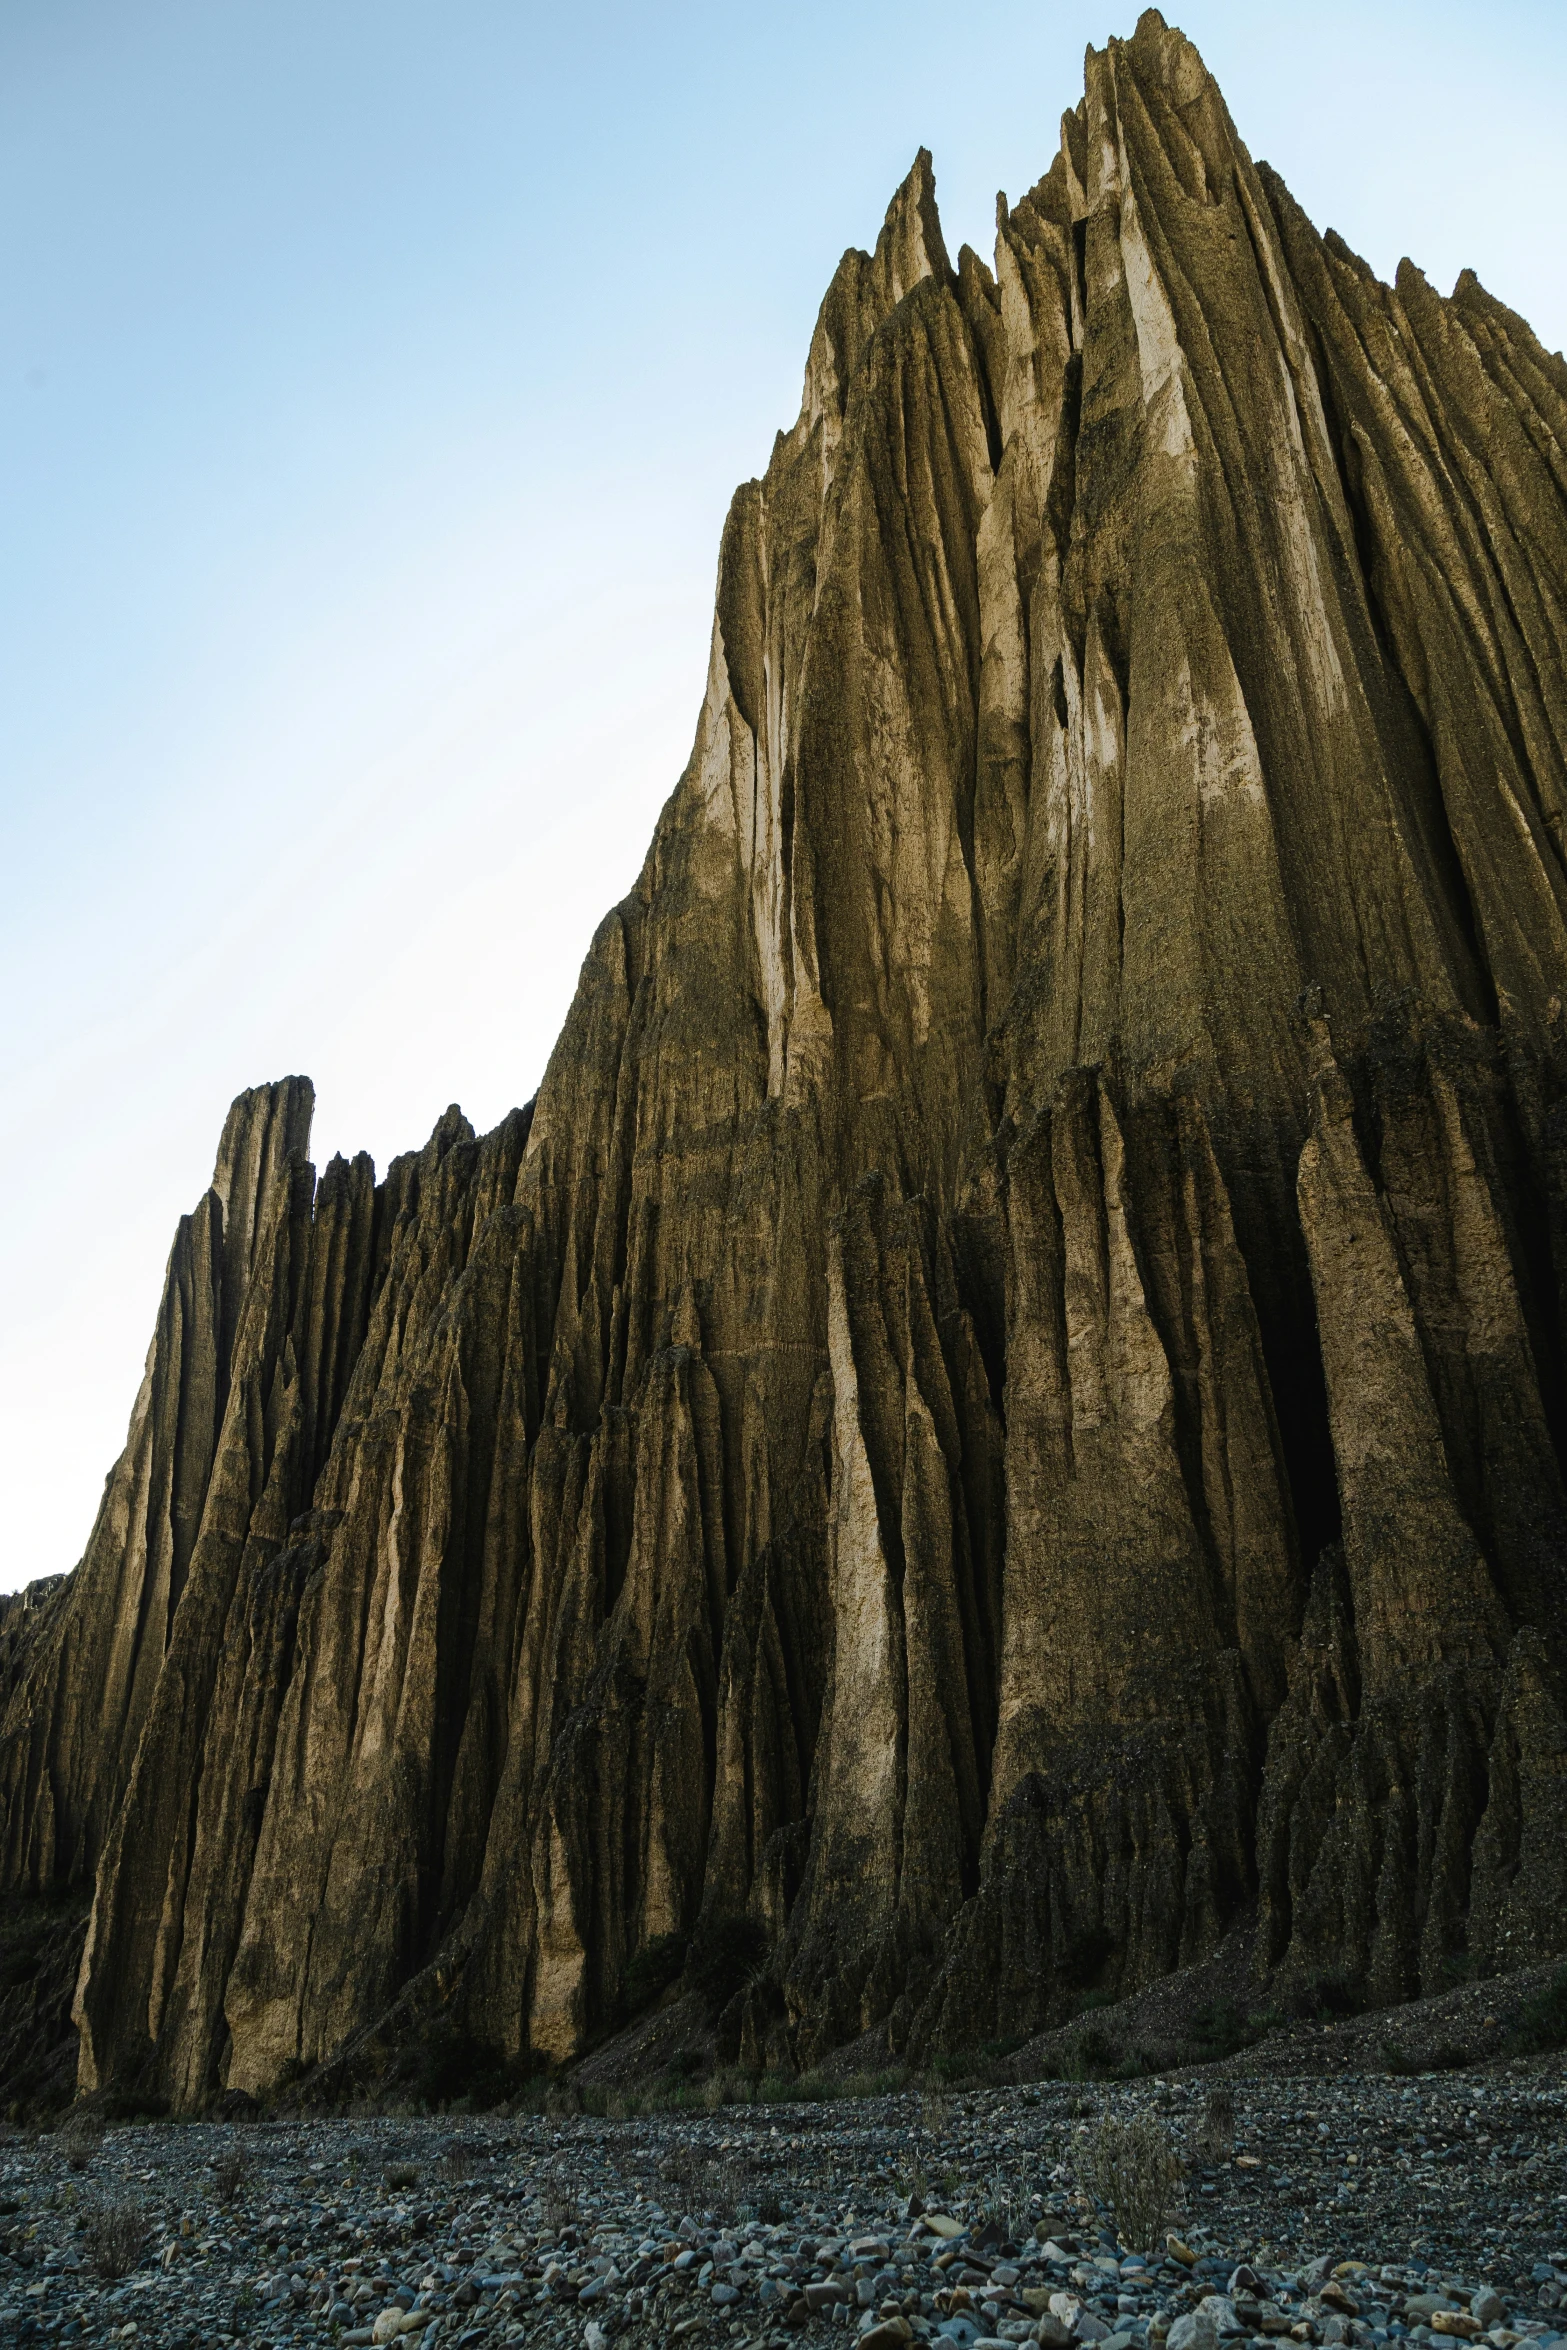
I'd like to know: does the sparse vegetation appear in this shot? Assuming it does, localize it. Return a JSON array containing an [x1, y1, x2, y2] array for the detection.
[[540, 2161, 577, 2234], [393, 2021, 518, 2110], [1183, 1999, 1266, 2064], [57, 2108, 104, 2173], [920, 2087, 951, 2135], [1081, 2113, 1183, 2253], [657, 2139, 747, 2218], [543, 2077, 583, 2120], [1067, 2024, 1115, 2078], [897, 2155, 931, 2205], [1506, 1962, 1567, 2058], [1283, 1969, 1365, 2023], [524, 2058, 914, 2121], [1195, 2083, 1235, 2164], [977, 2169, 1021, 2238], [83, 2199, 147, 2280], [658, 2140, 703, 2201]]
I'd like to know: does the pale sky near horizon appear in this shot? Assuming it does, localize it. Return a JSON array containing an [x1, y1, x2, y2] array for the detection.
[[3, 0, 1565, 1596]]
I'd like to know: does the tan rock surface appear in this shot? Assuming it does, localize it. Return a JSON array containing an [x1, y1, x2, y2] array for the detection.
[[3, 11, 1565, 2104]]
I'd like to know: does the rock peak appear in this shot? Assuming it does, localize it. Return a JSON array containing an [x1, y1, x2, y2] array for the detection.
[[871, 145, 952, 304]]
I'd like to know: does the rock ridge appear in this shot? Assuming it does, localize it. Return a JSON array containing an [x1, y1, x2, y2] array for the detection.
[[3, 9, 1566, 2105]]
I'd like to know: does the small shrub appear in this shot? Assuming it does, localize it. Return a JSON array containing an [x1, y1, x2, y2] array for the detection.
[[686, 1915, 770, 2021], [58, 2109, 103, 2173], [214, 2145, 249, 2204], [383, 2161, 420, 2193], [696, 2062, 764, 2110], [659, 2141, 704, 2201], [1082, 2115, 1183, 2253], [1506, 1963, 1567, 2058], [543, 2076, 582, 2119], [702, 2152, 747, 2218], [978, 2172, 1021, 2239], [658, 2142, 746, 2218], [1195, 2085, 1235, 2165], [400, 2023, 515, 2110], [1183, 2000, 1264, 2064], [541, 2163, 577, 2234], [1118, 2045, 1165, 2080], [84, 2200, 147, 2281], [1284, 1970, 1364, 2023], [99, 2088, 169, 2122], [1066, 2025, 1115, 2079]]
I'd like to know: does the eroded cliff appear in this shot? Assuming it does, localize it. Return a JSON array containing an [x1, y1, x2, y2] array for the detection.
[[5, 10, 1566, 2106]]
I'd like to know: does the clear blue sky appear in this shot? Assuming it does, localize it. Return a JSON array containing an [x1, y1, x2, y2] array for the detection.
[[3, 0, 1565, 1594]]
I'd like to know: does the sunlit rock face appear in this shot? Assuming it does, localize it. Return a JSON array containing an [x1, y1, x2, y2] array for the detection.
[[4, 10, 1566, 2106]]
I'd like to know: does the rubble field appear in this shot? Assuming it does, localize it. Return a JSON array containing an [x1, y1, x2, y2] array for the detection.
[[2, 2060, 1563, 2350]]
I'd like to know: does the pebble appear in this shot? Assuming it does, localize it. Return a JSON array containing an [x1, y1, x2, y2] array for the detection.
[[0, 2070, 1561, 2348]]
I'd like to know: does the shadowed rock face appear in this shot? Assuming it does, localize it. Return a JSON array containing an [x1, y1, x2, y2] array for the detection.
[[4, 9, 1566, 2104]]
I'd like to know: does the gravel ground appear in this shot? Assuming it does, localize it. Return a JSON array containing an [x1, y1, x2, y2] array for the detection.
[[2, 2067, 1563, 2350]]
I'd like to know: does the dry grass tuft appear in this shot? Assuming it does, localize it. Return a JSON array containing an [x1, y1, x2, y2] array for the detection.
[[83, 2200, 147, 2280], [540, 2161, 578, 2234], [1082, 2114, 1183, 2253], [1195, 2083, 1236, 2165], [57, 2108, 104, 2173], [657, 2141, 746, 2220]]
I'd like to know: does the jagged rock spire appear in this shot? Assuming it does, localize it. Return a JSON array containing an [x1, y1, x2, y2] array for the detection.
[[3, 18, 1566, 2107]]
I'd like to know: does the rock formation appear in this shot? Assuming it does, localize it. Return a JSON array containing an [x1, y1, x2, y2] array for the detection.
[[3, 10, 1566, 2107]]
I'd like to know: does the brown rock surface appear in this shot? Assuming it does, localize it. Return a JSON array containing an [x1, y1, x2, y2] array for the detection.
[[4, 11, 1566, 2106]]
